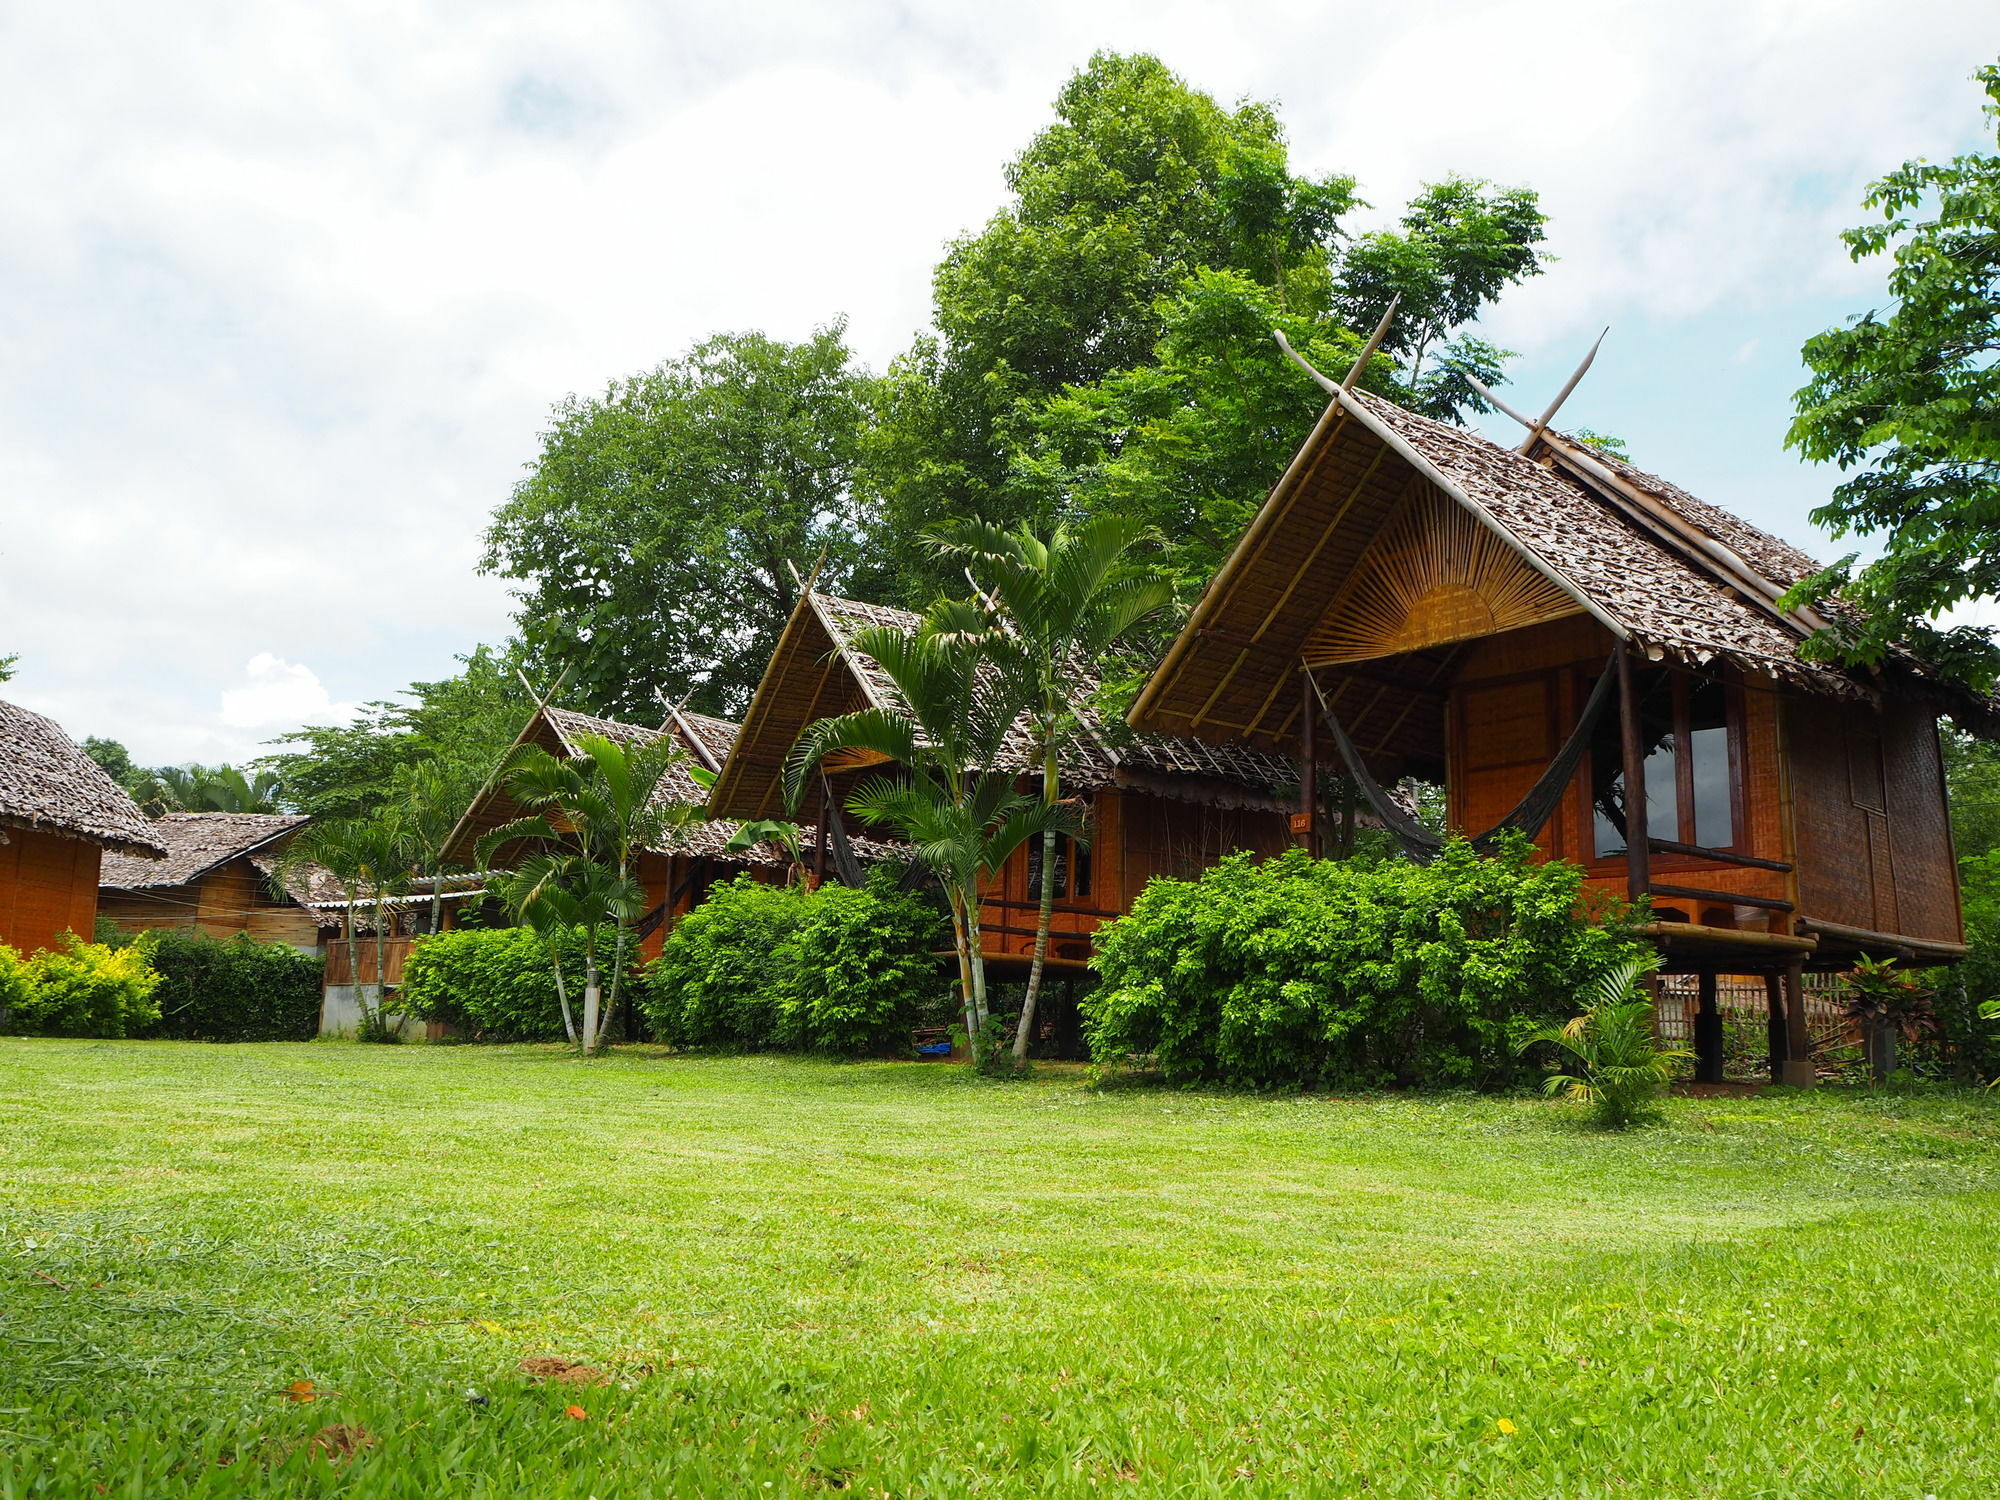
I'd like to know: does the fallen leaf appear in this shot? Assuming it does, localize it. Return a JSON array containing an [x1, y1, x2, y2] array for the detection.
[[565, 1405, 588, 1421], [285, 1380, 317, 1404]]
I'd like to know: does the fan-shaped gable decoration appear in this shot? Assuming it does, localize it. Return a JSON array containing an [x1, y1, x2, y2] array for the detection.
[[1303, 485, 1582, 666]]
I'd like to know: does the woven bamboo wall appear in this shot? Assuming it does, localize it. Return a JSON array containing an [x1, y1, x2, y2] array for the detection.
[[1788, 695, 1960, 944], [0, 826, 100, 954], [100, 859, 320, 950]]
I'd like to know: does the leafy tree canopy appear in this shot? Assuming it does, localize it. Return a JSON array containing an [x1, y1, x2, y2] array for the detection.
[[1785, 61, 2000, 688], [82, 737, 139, 790], [866, 51, 1547, 601], [483, 322, 883, 719], [257, 644, 533, 822]]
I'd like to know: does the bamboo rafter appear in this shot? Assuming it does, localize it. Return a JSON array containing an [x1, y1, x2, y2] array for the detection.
[[1304, 486, 1581, 666]]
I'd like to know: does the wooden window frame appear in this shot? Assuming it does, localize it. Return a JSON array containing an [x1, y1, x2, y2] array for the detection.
[[1583, 665, 1746, 867]]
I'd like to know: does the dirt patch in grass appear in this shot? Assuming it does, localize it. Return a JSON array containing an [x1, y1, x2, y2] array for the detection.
[[519, 1355, 609, 1385]]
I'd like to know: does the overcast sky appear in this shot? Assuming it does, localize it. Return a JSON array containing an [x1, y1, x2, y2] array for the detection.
[[4, 1, 1996, 765]]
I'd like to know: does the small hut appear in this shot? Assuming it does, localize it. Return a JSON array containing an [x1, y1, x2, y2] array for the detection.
[[707, 592, 1299, 980], [0, 698, 166, 954], [99, 812, 318, 951], [442, 702, 891, 958], [1129, 375, 1985, 1084]]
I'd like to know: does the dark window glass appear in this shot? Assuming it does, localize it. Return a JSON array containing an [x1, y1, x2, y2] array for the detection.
[[1591, 670, 1676, 856], [1687, 676, 1733, 846], [1026, 836, 1089, 901]]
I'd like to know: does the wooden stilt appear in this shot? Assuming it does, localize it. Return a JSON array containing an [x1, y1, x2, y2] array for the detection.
[[1298, 671, 1321, 858], [1616, 646, 1651, 905], [813, 779, 831, 887], [1779, 959, 1814, 1086], [1694, 970, 1723, 1084], [1764, 973, 1786, 1082]]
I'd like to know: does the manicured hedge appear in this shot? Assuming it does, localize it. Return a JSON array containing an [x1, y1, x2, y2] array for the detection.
[[132, 931, 322, 1042], [642, 874, 949, 1056], [1085, 837, 1644, 1088]]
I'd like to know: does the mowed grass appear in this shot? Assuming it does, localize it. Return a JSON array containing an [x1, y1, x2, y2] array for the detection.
[[2, 1043, 1998, 1497]]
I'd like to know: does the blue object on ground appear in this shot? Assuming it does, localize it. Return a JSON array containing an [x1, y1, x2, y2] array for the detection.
[[917, 1041, 953, 1057]]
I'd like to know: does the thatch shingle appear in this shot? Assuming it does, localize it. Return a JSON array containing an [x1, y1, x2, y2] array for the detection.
[[99, 812, 307, 890], [0, 699, 166, 858]]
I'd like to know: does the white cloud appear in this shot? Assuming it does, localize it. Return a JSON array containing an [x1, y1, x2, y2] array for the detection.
[[219, 654, 360, 732], [1, 0, 1994, 763]]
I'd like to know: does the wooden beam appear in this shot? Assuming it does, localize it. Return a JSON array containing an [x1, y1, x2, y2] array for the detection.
[[1649, 884, 1795, 914], [1617, 646, 1651, 905], [1647, 838, 1791, 873], [1796, 915, 1969, 961], [1694, 970, 1724, 1084]]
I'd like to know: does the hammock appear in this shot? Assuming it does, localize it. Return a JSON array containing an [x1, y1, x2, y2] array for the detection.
[[1304, 648, 1621, 864], [819, 773, 868, 889]]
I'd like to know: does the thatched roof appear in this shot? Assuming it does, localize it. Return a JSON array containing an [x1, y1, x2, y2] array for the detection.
[[708, 591, 1299, 824], [442, 703, 900, 871], [0, 699, 165, 858], [277, 868, 492, 931], [1130, 385, 1992, 759], [100, 812, 307, 890]]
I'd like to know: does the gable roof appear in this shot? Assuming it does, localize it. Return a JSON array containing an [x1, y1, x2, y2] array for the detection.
[[0, 699, 166, 859], [442, 702, 898, 871], [709, 591, 1299, 824], [99, 811, 308, 890], [1130, 384, 1983, 753]]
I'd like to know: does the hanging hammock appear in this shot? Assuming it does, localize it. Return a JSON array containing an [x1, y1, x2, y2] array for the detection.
[[818, 772, 869, 889], [1304, 648, 1621, 864]]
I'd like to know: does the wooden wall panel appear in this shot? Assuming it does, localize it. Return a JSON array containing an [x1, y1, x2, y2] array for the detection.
[[1883, 703, 1961, 944], [1783, 694, 1958, 940], [0, 829, 100, 954]]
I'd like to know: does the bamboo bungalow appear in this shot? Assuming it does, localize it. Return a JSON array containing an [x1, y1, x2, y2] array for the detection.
[[707, 592, 1300, 980], [1128, 374, 1985, 1085], [0, 698, 166, 953], [442, 702, 894, 958], [99, 812, 319, 951]]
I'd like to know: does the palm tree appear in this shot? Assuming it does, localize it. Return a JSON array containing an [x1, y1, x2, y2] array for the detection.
[[136, 763, 285, 815], [392, 760, 468, 935], [1513, 953, 1685, 1129], [784, 600, 1074, 1051], [493, 853, 646, 1052], [274, 816, 413, 1036], [931, 517, 1174, 1063], [476, 732, 686, 1053]]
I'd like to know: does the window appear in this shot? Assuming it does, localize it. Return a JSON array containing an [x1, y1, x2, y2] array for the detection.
[[1025, 834, 1091, 902], [1589, 668, 1737, 857]]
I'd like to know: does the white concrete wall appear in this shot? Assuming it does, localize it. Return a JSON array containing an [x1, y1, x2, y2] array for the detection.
[[318, 985, 420, 1039]]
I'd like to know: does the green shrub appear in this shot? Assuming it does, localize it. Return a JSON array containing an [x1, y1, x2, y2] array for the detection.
[[782, 880, 949, 1055], [5, 937, 162, 1038], [1943, 850, 2000, 1081], [125, 931, 322, 1042], [642, 874, 949, 1055], [398, 926, 627, 1042], [642, 877, 812, 1049], [1084, 837, 1644, 1088], [1513, 952, 1684, 1129], [0, 943, 28, 1029]]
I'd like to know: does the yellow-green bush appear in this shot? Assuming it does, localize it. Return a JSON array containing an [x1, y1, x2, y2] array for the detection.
[[2, 936, 162, 1039]]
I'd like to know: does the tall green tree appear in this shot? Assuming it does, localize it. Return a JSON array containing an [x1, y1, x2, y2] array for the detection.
[[862, 51, 1357, 598], [1330, 175, 1547, 420], [484, 323, 884, 718], [258, 645, 533, 821], [932, 516, 1175, 1064], [867, 52, 1546, 603], [784, 602, 1073, 1049], [1785, 61, 2000, 688]]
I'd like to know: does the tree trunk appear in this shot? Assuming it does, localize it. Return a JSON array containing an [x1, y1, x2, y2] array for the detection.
[[965, 877, 990, 1034], [947, 888, 979, 1049], [342, 897, 369, 1029], [548, 939, 577, 1045], [1014, 738, 1062, 1063], [581, 956, 602, 1057], [371, 900, 390, 1034]]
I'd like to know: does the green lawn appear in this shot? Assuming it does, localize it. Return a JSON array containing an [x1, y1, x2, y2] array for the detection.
[[2, 1042, 1997, 1497]]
